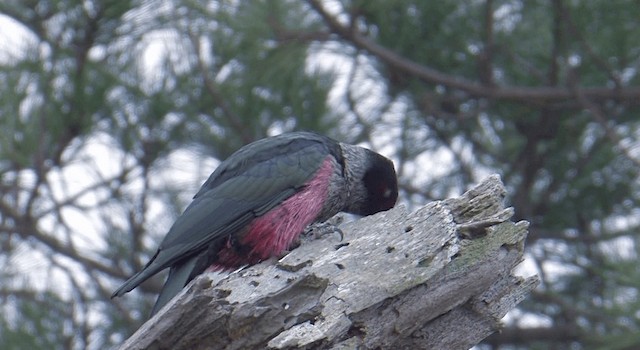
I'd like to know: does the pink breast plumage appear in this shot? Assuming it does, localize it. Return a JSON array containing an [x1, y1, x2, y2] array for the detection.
[[212, 156, 334, 269]]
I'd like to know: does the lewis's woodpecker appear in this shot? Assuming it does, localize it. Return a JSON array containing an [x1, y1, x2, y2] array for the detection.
[[111, 131, 398, 316]]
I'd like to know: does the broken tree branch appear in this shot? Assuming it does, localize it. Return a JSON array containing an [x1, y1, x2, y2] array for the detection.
[[119, 174, 538, 350]]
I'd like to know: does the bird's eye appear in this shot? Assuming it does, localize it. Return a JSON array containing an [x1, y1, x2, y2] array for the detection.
[[383, 188, 392, 198]]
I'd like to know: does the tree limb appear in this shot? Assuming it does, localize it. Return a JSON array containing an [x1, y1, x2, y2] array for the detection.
[[305, 0, 640, 105], [118, 175, 538, 349]]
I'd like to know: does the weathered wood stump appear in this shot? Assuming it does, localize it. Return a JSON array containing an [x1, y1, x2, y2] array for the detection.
[[120, 174, 538, 350]]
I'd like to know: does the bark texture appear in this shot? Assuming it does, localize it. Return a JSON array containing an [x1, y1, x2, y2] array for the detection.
[[119, 174, 538, 350]]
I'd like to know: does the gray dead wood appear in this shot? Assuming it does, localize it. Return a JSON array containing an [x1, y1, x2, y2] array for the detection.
[[119, 174, 539, 350]]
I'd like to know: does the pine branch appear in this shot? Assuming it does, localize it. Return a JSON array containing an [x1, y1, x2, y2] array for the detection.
[[305, 0, 640, 105]]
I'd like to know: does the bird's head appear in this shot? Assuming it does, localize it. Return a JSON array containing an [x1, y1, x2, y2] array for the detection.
[[339, 143, 398, 216]]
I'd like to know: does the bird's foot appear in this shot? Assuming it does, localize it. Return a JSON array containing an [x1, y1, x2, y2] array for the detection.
[[283, 215, 345, 257], [302, 215, 344, 241]]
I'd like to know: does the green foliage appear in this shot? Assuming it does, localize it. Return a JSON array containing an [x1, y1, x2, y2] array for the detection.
[[0, 292, 74, 350], [0, 0, 639, 348]]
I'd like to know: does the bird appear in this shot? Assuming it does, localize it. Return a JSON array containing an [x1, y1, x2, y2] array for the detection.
[[111, 131, 398, 316]]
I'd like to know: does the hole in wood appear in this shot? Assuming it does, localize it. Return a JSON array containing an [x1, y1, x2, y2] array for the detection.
[[334, 242, 350, 250]]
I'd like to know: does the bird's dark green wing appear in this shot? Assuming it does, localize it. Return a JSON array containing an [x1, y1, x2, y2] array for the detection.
[[191, 132, 342, 199], [111, 132, 338, 297]]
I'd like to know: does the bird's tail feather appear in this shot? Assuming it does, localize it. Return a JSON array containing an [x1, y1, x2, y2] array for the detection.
[[150, 256, 198, 316], [111, 267, 159, 298], [111, 250, 166, 299]]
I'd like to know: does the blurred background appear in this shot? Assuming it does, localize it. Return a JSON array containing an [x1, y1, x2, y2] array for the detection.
[[0, 1, 639, 349]]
